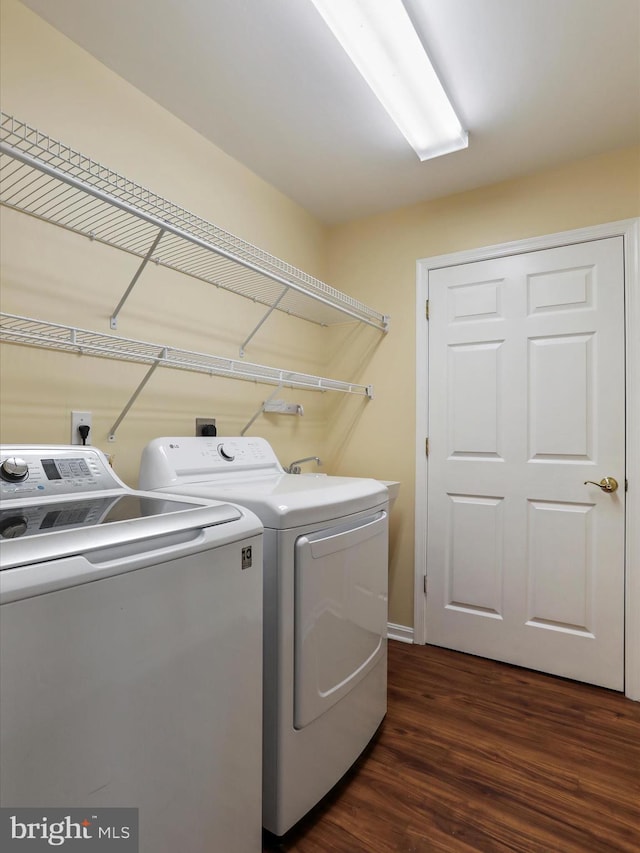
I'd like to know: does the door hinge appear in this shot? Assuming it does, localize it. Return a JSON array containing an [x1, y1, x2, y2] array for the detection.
[[626, 478, 629, 492], [425, 437, 429, 457], [423, 575, 427, 595], [425, 299, 429, 320]]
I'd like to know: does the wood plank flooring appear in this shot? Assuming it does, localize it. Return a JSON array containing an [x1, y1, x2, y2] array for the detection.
[[263, 640, 640, 852]]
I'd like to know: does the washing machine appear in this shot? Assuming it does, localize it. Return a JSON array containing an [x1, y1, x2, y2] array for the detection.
[[0, 445, 263, 853], [139, 436, 389, 835]]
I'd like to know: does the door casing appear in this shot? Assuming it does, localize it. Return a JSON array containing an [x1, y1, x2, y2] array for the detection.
[[415, 218, 640, 700]]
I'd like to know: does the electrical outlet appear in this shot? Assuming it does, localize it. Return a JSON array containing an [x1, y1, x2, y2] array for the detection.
[[196, 417, 217, 437], [71, 411, 92, 445]]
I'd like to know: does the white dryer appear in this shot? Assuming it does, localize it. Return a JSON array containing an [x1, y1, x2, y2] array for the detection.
[[139, 436, 389, 836], [0, 445, 263, 853]]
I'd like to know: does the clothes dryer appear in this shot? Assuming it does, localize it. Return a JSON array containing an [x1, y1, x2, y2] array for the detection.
[[139, 436, 389, 835]]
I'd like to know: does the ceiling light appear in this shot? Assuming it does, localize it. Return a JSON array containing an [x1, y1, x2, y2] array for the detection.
[[309, 0, 468, 161]]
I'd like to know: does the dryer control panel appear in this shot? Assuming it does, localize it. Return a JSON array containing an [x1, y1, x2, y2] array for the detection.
[[0, 446, 119, 498], [140, 436, 284, 489]]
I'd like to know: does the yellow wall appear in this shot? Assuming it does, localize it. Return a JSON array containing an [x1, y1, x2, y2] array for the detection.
[[2, 1, 639, 629], [0, 0, 343, 484], [326, 145, 640, 627]]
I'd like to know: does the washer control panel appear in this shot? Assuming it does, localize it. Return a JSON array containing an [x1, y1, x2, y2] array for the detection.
[[0, 446, 119, 498]]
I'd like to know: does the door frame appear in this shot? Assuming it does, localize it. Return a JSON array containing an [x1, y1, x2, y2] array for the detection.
[[414, 218, 640, 700]]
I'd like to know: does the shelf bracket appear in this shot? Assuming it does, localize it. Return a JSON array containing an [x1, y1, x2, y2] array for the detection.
[[239, 285, 290, 357], [108, 348, 167, 441], [110, 228, 165, 329], [240, 382, 286, 436]]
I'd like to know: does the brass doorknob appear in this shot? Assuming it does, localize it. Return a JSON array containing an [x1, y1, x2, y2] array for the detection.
[[584, 477, 619, 493]]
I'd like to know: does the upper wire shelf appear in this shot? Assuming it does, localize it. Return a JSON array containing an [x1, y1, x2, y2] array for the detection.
[[0, 112, 390, 334]]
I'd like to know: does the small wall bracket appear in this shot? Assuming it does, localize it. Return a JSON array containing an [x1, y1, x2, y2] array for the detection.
[[263, 399, 303, 415]]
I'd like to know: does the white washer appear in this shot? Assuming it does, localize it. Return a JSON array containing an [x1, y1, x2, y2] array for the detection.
[[0, 445, 263, 853], [139, 436, 389, 836]]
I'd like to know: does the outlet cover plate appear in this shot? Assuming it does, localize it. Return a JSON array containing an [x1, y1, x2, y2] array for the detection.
[[196, 417, 217, 437], [71, 410, 92, 445]]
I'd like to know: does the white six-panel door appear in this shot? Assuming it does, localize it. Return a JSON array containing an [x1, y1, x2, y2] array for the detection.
[[425, 237, 625, 690]]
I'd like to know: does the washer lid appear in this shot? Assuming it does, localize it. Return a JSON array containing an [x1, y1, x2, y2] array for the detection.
[[156, 473, 388, 528], [0, 492, 243, 569]]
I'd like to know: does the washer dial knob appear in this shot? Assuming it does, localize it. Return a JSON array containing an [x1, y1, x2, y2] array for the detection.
[[0, 456, 29, 482], [0, 515, 28, 539], [218, 443, 235, 462]]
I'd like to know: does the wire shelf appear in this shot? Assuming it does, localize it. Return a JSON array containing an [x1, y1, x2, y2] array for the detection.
[[0, 112, 390, 333], [0, 313, 374, 397]]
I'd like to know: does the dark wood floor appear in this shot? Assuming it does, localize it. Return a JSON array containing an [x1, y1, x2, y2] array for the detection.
[[263, 640, 640, 852]]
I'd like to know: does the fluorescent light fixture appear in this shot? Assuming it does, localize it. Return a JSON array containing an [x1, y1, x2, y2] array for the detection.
[[309, 0, 468, 161]]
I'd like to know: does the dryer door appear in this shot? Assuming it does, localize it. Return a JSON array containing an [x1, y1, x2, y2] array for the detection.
[[294, 510, 388, 729]]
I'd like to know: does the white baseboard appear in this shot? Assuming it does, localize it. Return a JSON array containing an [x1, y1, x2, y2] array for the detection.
[[387, 623, 414, 644]]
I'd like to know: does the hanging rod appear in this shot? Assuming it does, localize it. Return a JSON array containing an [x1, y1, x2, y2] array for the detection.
[[0, 314, 374, 439], [0, 112, 390, 337]]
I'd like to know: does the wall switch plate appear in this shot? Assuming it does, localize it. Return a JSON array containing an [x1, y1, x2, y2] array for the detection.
[[196, 417, 217, 437], [71, 410, 92, 445]]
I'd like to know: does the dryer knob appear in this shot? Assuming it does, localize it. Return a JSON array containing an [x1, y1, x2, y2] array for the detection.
[[218, 443, 235, 462], [0, 456, 29, 482]]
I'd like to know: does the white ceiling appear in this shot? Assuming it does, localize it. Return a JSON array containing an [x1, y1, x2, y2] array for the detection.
[[20, 0, 640, 224]]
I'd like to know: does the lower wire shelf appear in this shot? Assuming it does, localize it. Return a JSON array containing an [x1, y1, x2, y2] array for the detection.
[[0, 313, 373, 439]]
